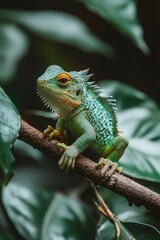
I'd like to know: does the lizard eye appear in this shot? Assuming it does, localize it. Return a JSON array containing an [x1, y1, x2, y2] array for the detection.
[[58, 78, 69, 85], [56, 73, 71, 86]]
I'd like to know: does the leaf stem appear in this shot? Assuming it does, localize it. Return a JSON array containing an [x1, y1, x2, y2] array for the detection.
[[89, 180, 120, 239]]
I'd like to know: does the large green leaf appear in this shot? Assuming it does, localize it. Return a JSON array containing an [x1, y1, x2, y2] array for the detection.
[[99, 80, 160, 182], [96, 190, 160, 240], [80, 0, 149, 54], [100, 189, 160, 231], [99, 80, 158, 112], [0, 136, 15, 185], [123, 222, 160, 240], [2, 183, 96, 240], [118, 222, 136, 240], [0, 87, 21, 184], [0, 87, 21, 144], [0, 23, 28, 82], [96, 219, 160, 240], [0, 10, 115, 57], [96, 220, 136, 240]]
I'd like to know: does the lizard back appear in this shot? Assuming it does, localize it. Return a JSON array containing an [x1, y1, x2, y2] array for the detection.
[[82, 85, 118, 145]]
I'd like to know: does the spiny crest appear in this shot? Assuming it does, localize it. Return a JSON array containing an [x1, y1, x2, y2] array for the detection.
[[70, 68, 94, 83], [36, 88, 54, 112], [98, 93, 118, 125], [85, 78, 118, 125], [72, 68, 118, 119]]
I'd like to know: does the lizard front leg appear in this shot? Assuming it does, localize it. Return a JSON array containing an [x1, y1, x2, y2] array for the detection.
[[58, 112, 96, 173]]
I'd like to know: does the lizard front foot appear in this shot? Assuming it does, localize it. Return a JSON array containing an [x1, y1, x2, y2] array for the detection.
[[58, 143, 79, 173], [96, 158, 122, 177], [43, 125, 65, 141]]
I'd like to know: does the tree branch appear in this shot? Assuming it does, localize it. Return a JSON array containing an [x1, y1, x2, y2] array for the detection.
[[19, 119, 160, 213]]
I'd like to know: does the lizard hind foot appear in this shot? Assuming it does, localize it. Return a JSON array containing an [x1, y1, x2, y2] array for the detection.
[[96, 157, 122, 177]]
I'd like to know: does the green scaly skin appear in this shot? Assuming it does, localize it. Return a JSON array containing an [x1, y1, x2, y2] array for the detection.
[[37, 65, 128, 176]]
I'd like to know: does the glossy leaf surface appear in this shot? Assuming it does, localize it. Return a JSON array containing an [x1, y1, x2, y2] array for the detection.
[[0, 10, 115, 57], [97, 220, 136, 240], [80, 0, 149, 54], [96, 190, 160, 240], [97, 220, 160, 240], [0, 88, 21, 184], [0, 87, 21, 144], [2, 183, 96, 240], [0, 23, 28, 82], [99, 80, 160, 181]]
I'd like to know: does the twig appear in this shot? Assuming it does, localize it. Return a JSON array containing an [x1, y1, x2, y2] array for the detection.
[[18, 119, 160, 214], [89, 180, 121, 240]]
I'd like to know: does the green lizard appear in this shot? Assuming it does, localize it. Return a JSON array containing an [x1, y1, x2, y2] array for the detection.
[[37, 65, 128, 176]]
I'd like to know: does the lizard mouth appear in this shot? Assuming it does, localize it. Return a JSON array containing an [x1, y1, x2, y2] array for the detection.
[[36, 86, 81, 112], [62, 92, 81, 105], [62, 92, 77, 100]]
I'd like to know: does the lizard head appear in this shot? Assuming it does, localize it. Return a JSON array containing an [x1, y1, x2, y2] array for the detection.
[[37, 65, 93, 118]]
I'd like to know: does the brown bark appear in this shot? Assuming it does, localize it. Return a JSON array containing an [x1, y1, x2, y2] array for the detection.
[[19, 119, 160, 213]]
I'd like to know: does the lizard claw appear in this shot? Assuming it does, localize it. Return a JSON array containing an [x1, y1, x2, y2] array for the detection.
[[43, 125, 54, 137], [57, 143, 68, 150], [96, 158, 122, 177], [43, 125, 66, 141]]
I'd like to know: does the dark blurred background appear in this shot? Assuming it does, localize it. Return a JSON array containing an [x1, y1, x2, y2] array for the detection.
[[0, 0, 160, 112], [0, 3, 160, 238]]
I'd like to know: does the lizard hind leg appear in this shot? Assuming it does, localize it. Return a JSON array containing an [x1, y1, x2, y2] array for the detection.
[[97, 135, 128, 177]]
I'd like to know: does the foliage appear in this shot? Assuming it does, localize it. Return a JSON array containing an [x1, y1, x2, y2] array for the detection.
[[100, 81, 160, 182], [80, 0, 149, 54], [96, 190, 160, 239], [0, 1, 159, 240], [0, 87, 21, 184], [2, 183, 96, 240]]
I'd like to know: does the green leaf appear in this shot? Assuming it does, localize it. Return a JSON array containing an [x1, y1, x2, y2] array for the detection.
[[2, 183, 96, 240], [96, 219, 160, 240], [98, 189, 160, 239], [96, 220, 115, 240], [25, 110, 58, 120], [99, 80, 158, 111], [0, 87, 21, 144], [122, 222, 160, 240], [101, 189, 160, 231], [120, 110, 160, 181], [0, 10, 115, 57], [0, 136, 15, 184], [99, 80, 160, 182], [118, 222, 136, 240], [0, 87, 21, 184], [96, 220, 136, 240], [0, 23, 28, 82], [80, 0, 149, 54]]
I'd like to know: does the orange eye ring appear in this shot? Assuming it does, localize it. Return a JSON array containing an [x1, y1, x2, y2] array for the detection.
[[56, 73, 71, 86]]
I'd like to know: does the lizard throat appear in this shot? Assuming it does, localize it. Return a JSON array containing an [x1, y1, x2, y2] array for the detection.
[[36, 86, 82, 119]]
